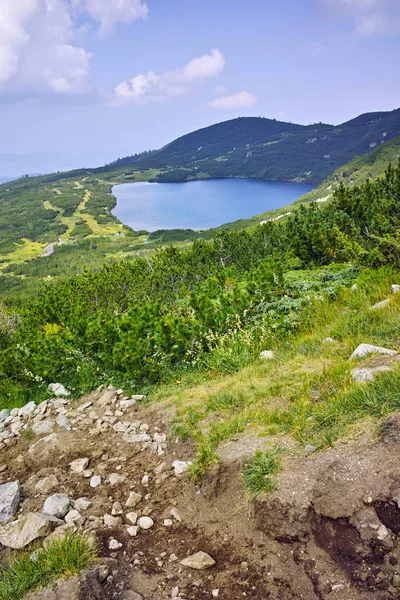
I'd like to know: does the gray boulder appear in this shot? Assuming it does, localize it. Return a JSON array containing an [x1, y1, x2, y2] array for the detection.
[[43, 494, 70, 518], [0, 512, 61, 549], [350, 344, 397, 359], [0, 481, 20, 523]]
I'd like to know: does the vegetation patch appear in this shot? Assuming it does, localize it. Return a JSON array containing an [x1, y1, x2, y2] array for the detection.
[[243, 447, 284, 498]]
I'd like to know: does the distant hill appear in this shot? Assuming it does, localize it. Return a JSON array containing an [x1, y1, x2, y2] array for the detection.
[[110, 109, 400, 185]]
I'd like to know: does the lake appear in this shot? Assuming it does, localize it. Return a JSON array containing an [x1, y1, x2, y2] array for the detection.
[[112, 178, 314, 231]]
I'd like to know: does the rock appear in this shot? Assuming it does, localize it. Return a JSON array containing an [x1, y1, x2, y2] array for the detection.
[[127, 526, 139, 537], [381, 413, 400, 444], [35, 475, 59, 495], [0, 481, 20, 523], [352, 365, 392, 382], [123, 591, 143, 600], [0, 409, 10, 421], [170, 508, 182, 522], [304, 444, 317, 453], [43, 523, 76, 548], [83, 469, 94, 478], [48, 383, 71, 397], [74, 497, 92, 511], [164, 519, 173, 527], [260, 350, 274, 360], [138, 516, 154, 530], [90, 475, 102, 488], [180, 551, 216, 570], [19, 401, 36, 418], [108, 473, 126, 486], [32, 420, 55, 436], [104, 513, 122, 527], [111, 501, 123, 516], [98, 565, 110, 583], [126, 512, 138, 525], [392, 284, 400, 294], [212, 590, 220, 597], [70, 457, 90, 473], [172, 460, 192, 476], [43, 494, 70, 519], [109, 537, 122, 550], [28, 434, 60, 464], [351, 283, 358, 291], [64, 510, 83, 525], [122, 433, 151, 444], [350, 343, 397, 359], [55, 414, 71, 430], [322, 337, 335, 344], [371, 298, 391, 310], [125, 491, 142, 508], [0, 512, 60, 549], [119, 399, 137, 410], [97, 390, 116, 408]]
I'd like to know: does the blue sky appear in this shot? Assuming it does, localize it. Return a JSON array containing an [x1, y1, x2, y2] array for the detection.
[[0, 0, 399, 174]]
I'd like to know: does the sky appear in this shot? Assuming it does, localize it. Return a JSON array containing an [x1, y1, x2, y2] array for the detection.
[[0, 0, 399, 175]]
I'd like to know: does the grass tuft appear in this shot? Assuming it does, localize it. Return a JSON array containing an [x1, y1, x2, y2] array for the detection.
[[243, 447, 284, 498], [0, 534, 97, 600]]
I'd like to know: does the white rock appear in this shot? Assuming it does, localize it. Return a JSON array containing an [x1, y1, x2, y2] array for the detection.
[[212, 590, 219, 598], [141, 474, 149, 485], [111, 501, 123, 516], [0, 512, 60, 549], [19, 402, 36, 418], [55, 414, 71, 430], [260, 350, 274, 360], [108, 473, 126, 486], [377, 524, 389, 540], [0, 409, 10, 421], [392, 284, 400, 294], [164, 519, 173, 527], [126, 526, 139, 537], [172, 460, 192, 476], [322, 337, 335, 344], [74, 497, 92, 511], [138, 516, 154, 530], [350, 343, 397, 359], [83, 469, 94, 478], [32, 420, 55, 436], [0, 481, 20, 523], [90, 475, 101, 488], [108, 537, 122, 550], [64, 510, 82, 524], [351, 283, 358, 291], [104, 514, 122, 527], [48, 383, 70, 397], [352, 366, 392, 383], [125, 491, 142, 508], [126, 512, 138, 525], [43, 494, 70, 519], [119, 399, 136, 410], [70, 457, 90, 473], [371, 298, 390, 310], [180, 551, 216, 570], [170, 508, 182, 522]]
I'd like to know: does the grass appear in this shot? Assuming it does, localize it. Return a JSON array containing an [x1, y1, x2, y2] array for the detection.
[[0, 534, 97, 600], [243, 447, 284, 498], [156, 266, 400, 480]]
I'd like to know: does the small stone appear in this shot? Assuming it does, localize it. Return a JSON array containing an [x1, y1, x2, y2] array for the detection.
[[126, 512, 138, 525], [127, 526, 139, 537], [0, 409, 11, 420], [125, 491, 142, 508], [170, 508, 182, 522], [19, 402, 36, 418], [164, 519, 173, 527], [122, 433, 151, 444], [43, 494, 70, 519], [171, 460, 192, 476], [108, 473, 126, 486], [138, 516, 154, 530], [64, 510, 83, 525], [32, 420, 55, 436], [70, 457, 90, 473], [212, 590, 219, 597], [83, 469, 94, 478], [322, 337, 335, 344], [48, 383, 70, 397], [331, 584, 345, 592], [111, 501, 123, 516], [98, 565, 110, 583], [350, 343, 397, 359], [74, 497, 92, 511], [180, 551, 215, 570], [141, 474, 149, 485], [351, 283, 358, 291], [108, 537, 122, 550], [104, 514, 122, 527], [304, 444, 317, 453], [260, 350, 274, 360], [169, 553, 178, 562], [90, 475, 102, 488], [392, 284, 400, 294], [35, 475, 59, 495], [55, 414, 71, 430]]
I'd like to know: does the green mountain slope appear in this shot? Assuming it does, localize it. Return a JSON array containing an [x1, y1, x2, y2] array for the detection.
[[114, 109, 400, 185]]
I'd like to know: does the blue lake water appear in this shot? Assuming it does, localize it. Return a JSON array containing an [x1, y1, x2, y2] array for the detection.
[[112, 179, 314, 231]]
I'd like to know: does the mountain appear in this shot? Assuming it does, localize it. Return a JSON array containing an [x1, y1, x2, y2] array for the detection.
[[109, 109, 400, 185]]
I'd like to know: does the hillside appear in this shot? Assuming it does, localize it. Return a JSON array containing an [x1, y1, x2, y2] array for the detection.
[[116, 109, 400, 185]]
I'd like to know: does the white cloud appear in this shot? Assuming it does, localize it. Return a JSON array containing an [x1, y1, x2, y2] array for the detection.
[[114, 49, 226, 104], [318, 0, 400, 35], [0, 0, 147, 98], [209, 90, 257, 109]]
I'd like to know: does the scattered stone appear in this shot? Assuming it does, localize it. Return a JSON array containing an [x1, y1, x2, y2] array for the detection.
[[304, 444, 317, 453], [119, 399, 137, 410], [122, 433, 151, 444], [127, 526, 139, 537], [125, 491, 142, 508], [64, 510, 83, 525], [126, 512, 138, 525], [90, 475, 102, 488], [74, 497, 92, 511], [164, 519, 173, 527], [0, 409, 10, 420], [371, 298, 391, 310], [352, 365, 392, 382], [35, 475, 59, 495], [104, 514, 122, 527], [0, 512, 60, 549], [28, 434, 60, 464], [83, 469, 94, 478], [322, 337, 335, 344], [19, 402, 37, 418], [180, 551, 216, 570], [78, 402, 93, 412], [138, 516, 154, 530], [172, 460, 192, 476], [212, 590, 220, 598], [108, 537, 122, 550], [351, 283, 358, 291], [260, 350, 274, 360], [111, 501, 123, 516], [98, 565, 110, 583], [170, 508, 182, 522], [350, 343, 397, 359], [70, 457, 90, 473], [32, 420, 55, 436], [0, 481, 20, 523], [392, 284, 400, 294], [48, 383, 70, 397], [141, 474, 149, 485], [55, 414, 71, 430], [43, 494, 70, 519], [108, 473, 126, 486], [97, 390, 116, 408]]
